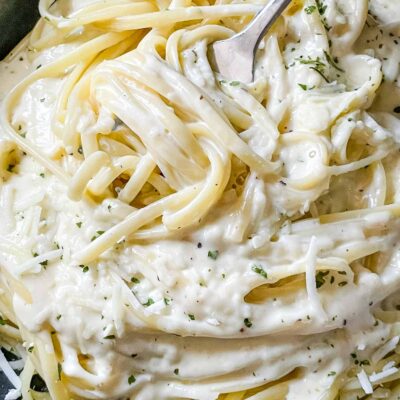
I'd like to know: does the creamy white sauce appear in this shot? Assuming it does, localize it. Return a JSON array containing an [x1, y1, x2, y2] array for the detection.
[[1, 0, 400, 399]]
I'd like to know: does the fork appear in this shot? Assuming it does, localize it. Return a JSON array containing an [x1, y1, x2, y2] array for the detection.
[[210, 0, 292, 83]]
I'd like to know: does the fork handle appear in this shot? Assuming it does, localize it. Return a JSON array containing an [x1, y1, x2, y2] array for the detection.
[[240, 0, 292, 51]]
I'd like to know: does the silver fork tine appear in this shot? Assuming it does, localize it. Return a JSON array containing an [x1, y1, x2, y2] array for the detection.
[[210, 0, 292, 83]]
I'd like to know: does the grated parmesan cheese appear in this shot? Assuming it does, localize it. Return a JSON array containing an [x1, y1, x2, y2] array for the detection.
[[369, 367, 399, 383], [357, 369, 373, 394], [371, 336, 399, 364], [383, 361, 396, 371], [305, 236, 326, 318], [16, 249, 63, 275]]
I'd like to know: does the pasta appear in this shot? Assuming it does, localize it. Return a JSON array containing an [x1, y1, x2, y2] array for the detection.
[[0, 0, 400, 398]]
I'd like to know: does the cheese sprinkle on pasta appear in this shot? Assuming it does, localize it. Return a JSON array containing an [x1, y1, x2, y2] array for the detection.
[[1, 0, 400, 399]]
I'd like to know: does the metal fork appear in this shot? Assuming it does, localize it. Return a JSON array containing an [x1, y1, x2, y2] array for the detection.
[[210, 0, 292, 83]]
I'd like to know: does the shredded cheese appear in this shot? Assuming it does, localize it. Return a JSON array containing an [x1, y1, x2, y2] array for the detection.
[[357, 369, 373, 395]]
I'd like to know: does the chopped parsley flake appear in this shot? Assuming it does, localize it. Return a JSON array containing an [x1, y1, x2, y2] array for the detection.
[[244, 318, 252, 328], [104, 335, 116, 340], [323, 51, 344, 72], [251, 265, 268, 279], [305, 5, 316, 14], [316, 271, 329, 289], [298, 56, 330, 82], [79, 265, 89, 273], [128, 375, 136, 384], [298, 83, 315, 91], [316, 0, 327, 15], [174, 368, 179, 375], [131, 277, 140, 284], [76, 222, 82, 228], [143, 298, 154, 307], [91, 230, 105, 241], [208, 250, 219, 260], [188, 314, 195, 320], [328, 371, 336, 376]]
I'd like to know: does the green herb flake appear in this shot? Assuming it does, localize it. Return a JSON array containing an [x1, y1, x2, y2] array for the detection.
[[104, 335, 116, 340], [323, 50, 344, 72], [316, 0, 327, 15], [244, 318, 252, 328], [310, 66, 329, 82], [328, 371, 336, 376], [188, 314, 195, 321], [0, 317, 6, 326], [56, 314, 62, 320], [298, 57, 325, 68], [299, 83, 315, 91], [298, 56, 330, 82], [76, 222, 82, 228], [79, 265, 89, 273], [208, 250, 219, 260], [28, 346, 34, 353], [174, 368, 179, 375], [128, 375, 136, 385], [251, 264, 268, 279], [91, 230, 105, 242], [305, 5, 316, 14], [316, 271, 329, 289], [131, 277, 140, 284], [143, 298, 154, 307], [229, 81, 240, 87]]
